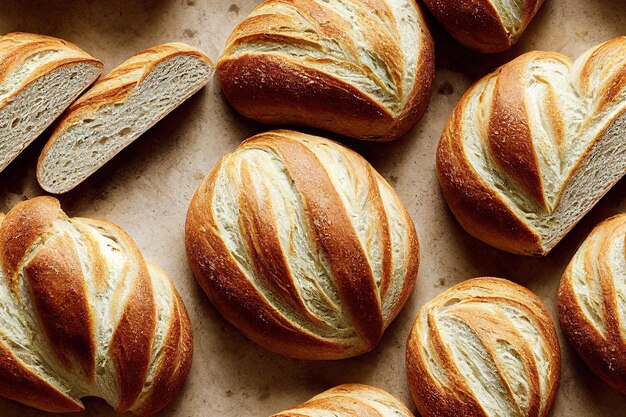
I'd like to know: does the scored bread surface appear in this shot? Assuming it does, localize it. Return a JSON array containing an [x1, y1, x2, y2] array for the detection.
[[422, 0, 545, 53], [406, 277, 561, 417], [558, 214, 626, 393], [217, 0, 435, 141], [272, 384, 415, 417], [0, 197, 192, 416], [37, 42, 214, 194], [436, 37, 626, 255], [0, 32, 102, 173], [186, 130, 419, 360]]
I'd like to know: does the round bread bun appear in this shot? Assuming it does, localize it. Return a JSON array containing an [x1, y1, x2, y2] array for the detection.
[[558, 214, 626, 393], [217, 0, 434, 141], [422, 0, 545, 53], [406, 277, 561, 417], [272, 384, 415, 417], [186, 129, 419, 360]]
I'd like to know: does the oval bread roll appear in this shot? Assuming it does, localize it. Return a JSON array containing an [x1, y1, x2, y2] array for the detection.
[[436, 37, 626, 256], [272, 384, 415, 417], [0, 32, 102, 173], [217, 0, 435, 141], [422, 0, 545, 53], [0, 197, 192, 416], [558, 214, 626, 393], [186, 130, 419, 359], [37, 42, 214, 194], [406, 277, 561, 417]]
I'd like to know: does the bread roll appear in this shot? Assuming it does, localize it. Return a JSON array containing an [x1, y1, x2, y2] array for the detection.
[[0, 32, 102, 173], [186, 130, 419, 359], [0, 197, 192, 416], [407, 277, 561, 417], [37, 42, 214, 194], [272, 384, 415, 417], [436, 37, 626, 255], [217, 0, 434, 141], [558, 214, 626, 393], [423, 0, 544, 53]]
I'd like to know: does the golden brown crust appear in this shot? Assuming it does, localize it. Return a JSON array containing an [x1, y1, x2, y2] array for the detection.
[[0, 197, 192, 415], [23, 233, 95, 379], [132, 280, 193, 417], [217, 0, 434, 141], [111, 261, 155, 412], [186, 129, 419, 359], [422, 0, 544, 53], [558, 214, 626, 394], [436, 38, 626, 256], [406, 277, 561, 417], [272, 384, 415, 417], [489, 57, 545, 209]]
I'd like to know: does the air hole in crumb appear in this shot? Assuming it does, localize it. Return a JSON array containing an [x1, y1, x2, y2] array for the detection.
[[11, 118, 20, 128], [120, 127, 132, 136], [84, 118, 95, 124], [98, 137, 111, 145]]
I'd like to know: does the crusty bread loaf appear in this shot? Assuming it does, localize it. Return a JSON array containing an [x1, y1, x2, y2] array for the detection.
[[217, 0, 434, 141], [407, 278, 561, 417], [423, 0, 545, 53], [436, 37, 626, 256], [186, 130, 419, 359], [0, 197, 192, 416], [558, 214, 626, 394], [0, 32, 102, 173], [37, 42, 214, 194], [272, 384, 415, 417]]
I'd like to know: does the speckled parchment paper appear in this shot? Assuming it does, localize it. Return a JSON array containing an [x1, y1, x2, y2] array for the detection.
[[0, 1, 624, 416]]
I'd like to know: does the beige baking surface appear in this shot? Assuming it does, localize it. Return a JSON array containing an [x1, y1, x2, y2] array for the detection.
[[0, 0, 624, 416]]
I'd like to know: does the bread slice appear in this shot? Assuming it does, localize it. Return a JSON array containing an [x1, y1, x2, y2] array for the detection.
[[37, 43, 214, 194], [0, 33, 103, 173]]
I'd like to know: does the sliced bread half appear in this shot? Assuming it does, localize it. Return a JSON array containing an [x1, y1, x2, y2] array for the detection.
[[37, 42, 214, 194], [0, 32, 103, 173]]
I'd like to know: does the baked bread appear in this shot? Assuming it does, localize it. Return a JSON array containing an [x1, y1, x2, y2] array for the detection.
[[406, 277, 561, 417], [558, 214, 626, 393], [186, 130, 419, 359], [423, 0, 545, 53], [436, 37, 626, 256], [272, 384, 415, 417], [217, 0, 434, 141], [0, 32, 102, 173], [37, 42, 214, 194], [0, 197, 192, 416]]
